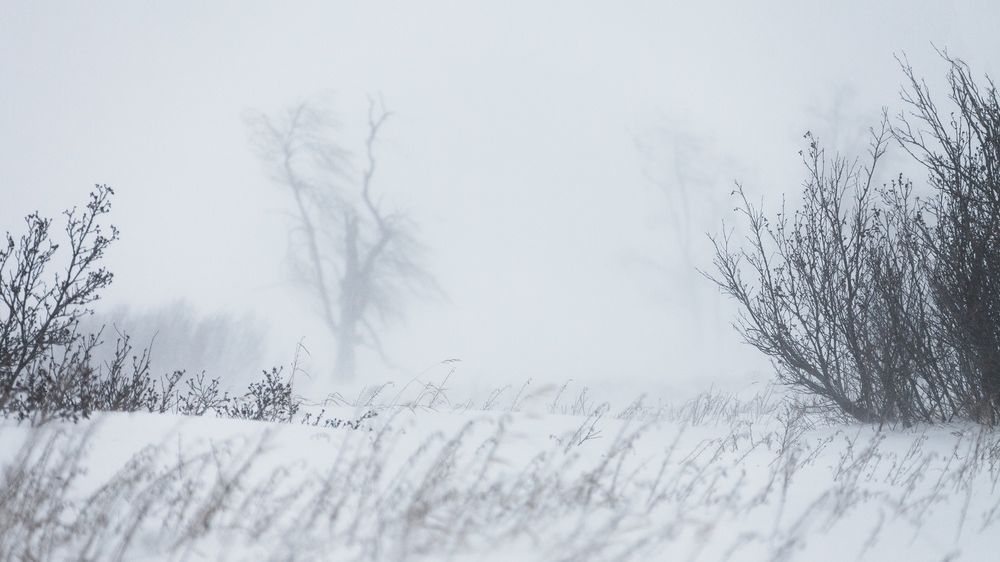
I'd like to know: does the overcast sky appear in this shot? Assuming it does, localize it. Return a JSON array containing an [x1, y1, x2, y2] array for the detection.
[[3, 1, 1000, 399]]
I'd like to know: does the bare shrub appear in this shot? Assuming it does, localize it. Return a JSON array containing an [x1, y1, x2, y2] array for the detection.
[[709, 53, 1000, 425], [0, 185, 118, 422], [708, 127, 945, 423], [222, 367, 300, 423], [84, 300, 267, 387], [0, 187, 314, 425], [894, 52, 1000, 423]]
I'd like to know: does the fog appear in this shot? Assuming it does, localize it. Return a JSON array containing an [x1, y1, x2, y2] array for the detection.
[[3, 1, 999, 400]]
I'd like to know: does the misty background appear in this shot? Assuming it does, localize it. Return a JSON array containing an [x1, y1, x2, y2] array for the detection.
[[3, 1, 999, 401]]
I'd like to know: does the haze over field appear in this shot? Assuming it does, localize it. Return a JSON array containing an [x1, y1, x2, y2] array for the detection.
[[3, 1, 1000, 398]]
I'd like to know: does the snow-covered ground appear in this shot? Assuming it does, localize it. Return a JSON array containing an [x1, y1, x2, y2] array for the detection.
[[2, 385, 998, 561]]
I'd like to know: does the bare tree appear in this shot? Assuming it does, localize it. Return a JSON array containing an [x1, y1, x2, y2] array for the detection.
[[247, 97, 436, 380]]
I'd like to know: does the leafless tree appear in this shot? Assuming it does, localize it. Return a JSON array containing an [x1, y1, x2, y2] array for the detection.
[[633, 122, 731, 343], [247, 97, 437, 380], [635, 123, 729, 277]]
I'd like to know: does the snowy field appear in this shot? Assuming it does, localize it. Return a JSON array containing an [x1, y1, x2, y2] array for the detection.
[[2, 385, 998, 561], [6, 4, 1000, 562]]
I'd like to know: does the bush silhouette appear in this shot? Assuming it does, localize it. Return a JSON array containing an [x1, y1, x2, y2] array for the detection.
[[710, 53, 1000, 425]]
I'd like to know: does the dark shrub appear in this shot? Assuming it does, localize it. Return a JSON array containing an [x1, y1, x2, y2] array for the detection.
[[0, 187, 315, 426], [895, 53, 1000, 423], [710, 54, 1000, 425], [1, 186, 118, 422]]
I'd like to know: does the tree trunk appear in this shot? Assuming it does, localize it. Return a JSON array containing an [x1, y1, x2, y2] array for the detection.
[[333, 333, 356, 380]]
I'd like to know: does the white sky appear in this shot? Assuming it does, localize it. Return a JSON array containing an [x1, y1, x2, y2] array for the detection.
[[3, 1, 999, 398]]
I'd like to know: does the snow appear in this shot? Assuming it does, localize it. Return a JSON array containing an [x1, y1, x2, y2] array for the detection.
[[1, 388, 998, 561]]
